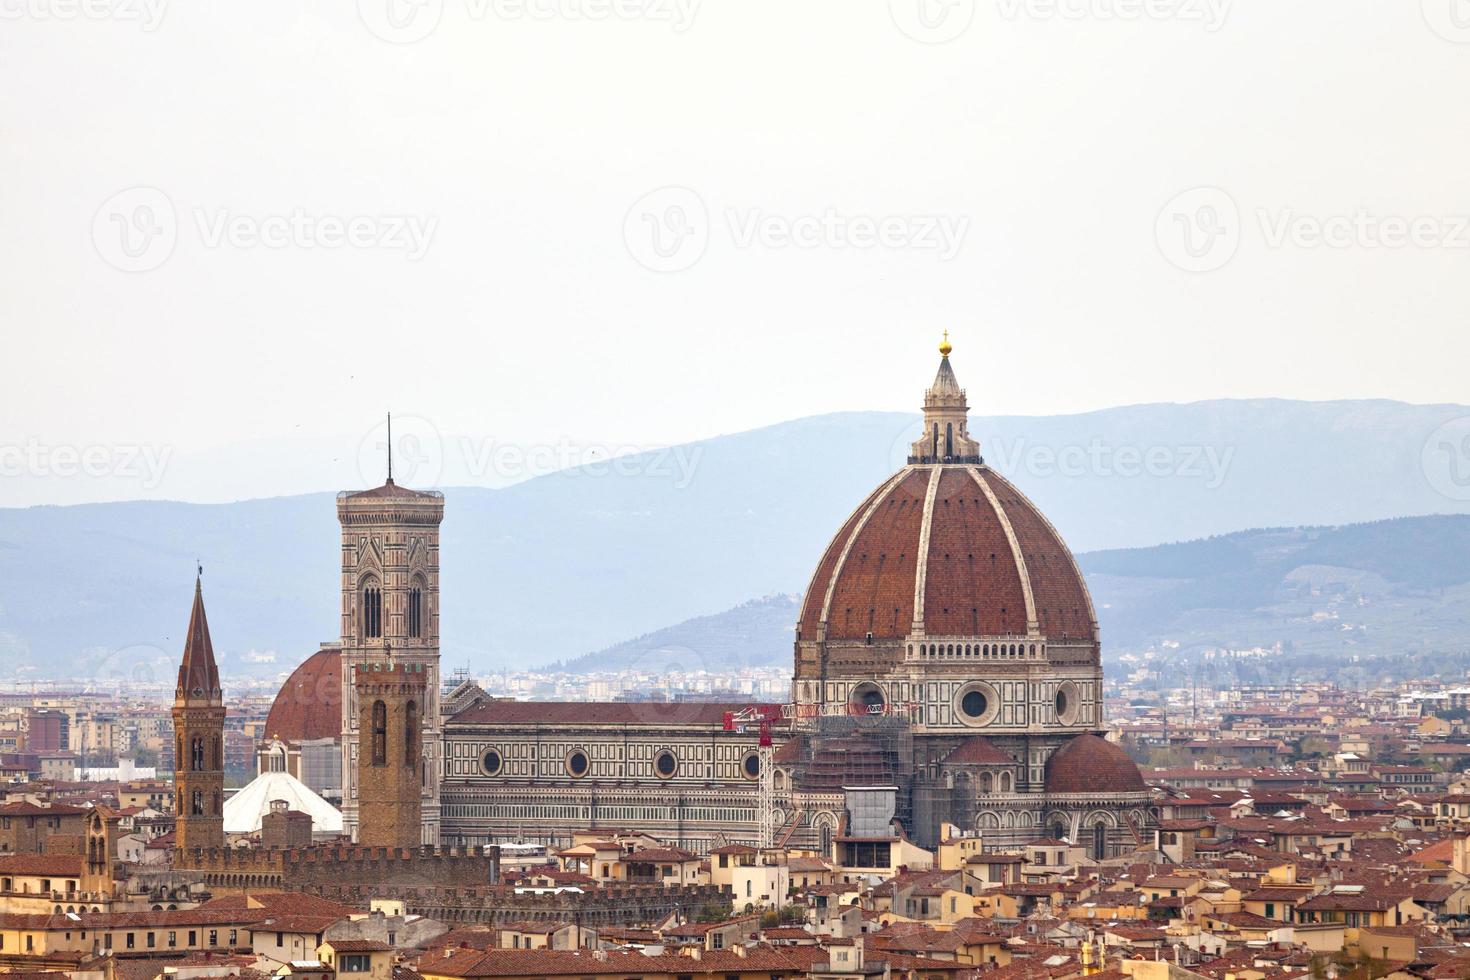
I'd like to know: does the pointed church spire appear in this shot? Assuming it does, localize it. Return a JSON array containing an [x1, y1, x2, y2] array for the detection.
[[176, 571, 221, 703]]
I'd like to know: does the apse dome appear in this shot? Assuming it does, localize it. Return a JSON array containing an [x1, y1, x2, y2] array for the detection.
[[1043, 734, 1147, 795]]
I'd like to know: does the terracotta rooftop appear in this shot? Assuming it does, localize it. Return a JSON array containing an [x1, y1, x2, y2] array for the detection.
[[263, 647, 342, 744], [450, 700, 771, 728], [798, 464, 1096, 644], [1044, 734, 1147, 795], [943, 735, 1016, 767]]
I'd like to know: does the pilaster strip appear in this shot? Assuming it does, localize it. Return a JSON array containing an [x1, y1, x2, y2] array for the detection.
[[969, 467, 1039, 634], [910, 465, 944, 631]]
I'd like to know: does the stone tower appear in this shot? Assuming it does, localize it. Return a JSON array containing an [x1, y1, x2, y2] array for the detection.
[[337, 458, 444, 844], [82, 809, 114, 899], [354, 658, 428, 849], [172, 576, 226, 853]]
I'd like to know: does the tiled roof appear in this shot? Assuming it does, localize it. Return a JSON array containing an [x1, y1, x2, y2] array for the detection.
[[0, 801, 87, 816], [449, 700, 768, 728], [798, 463, 1096, 644], [263, 648, 342, 744], [424, 945, 844, 977], [326, 939, 393, 952], [943, 736, 1016, 767], [343, 479, 440, 500], [0, 853, 84, 876], [1044, 734, 1147, 795]]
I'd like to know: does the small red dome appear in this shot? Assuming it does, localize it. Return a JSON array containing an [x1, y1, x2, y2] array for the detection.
[[263, 648, 342, 744], [1044, 734, 1147, 795]]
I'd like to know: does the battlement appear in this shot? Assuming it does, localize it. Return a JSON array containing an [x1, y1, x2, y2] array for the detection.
[[354, 661, 429, 696], [297, 882, 729, 927], [175, 843, 499, 894]]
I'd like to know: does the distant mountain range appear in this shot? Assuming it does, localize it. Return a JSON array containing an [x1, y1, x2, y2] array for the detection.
[[552, 515, 1470, 685], [549, 594, 803, 675], [1, 399, 1468, 679]]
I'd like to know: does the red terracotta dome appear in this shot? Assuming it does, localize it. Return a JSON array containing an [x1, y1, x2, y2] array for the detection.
[[797, 464, 1096, 644], [1043, 734, 1147, 795], [942, 735, 1016, 767], [263, 647, 342, 744]]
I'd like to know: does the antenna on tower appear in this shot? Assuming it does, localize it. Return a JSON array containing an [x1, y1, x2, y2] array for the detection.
[[386, 412, 393, 483]]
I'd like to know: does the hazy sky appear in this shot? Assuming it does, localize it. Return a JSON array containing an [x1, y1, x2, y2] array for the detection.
[[3, 0, 1468, 506]]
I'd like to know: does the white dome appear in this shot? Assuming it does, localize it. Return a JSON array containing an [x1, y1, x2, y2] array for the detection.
[[223, 770, 343, 836]]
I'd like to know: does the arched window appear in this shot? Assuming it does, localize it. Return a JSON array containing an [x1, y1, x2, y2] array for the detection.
[[945, 422, 953, 458], [370, 700, 387, 766], [1093, 821, 1107, 860], [408, 585, 424, 638], [362, 580, 382, 639], [405, 700, 419, 765], [212, 791, 221, 816], [211, 735, 221, 771], [190, 737, 205, 772], [190, 790, 203, 816]]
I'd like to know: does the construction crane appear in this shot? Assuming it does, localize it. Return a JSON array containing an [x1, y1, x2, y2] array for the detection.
[[722, 704, 785, 848]]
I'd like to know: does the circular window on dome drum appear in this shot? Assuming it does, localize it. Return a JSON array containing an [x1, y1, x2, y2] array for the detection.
[[481, 749, 502, 777], [849, 682, 887, 716], [954, 682, 999, 727], [566, 750, 589, 778], [741, 752, 760, 780], [1054, 681, 1080, 725], [654, 750, 678, 779]]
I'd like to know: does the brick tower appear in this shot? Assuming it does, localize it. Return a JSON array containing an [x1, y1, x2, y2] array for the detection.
[[338, 448, 444, 844], [354, 657, 427, 849], [172, 575, 226, 853]]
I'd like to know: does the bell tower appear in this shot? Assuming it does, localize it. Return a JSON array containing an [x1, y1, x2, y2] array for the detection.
[[338, 435, 444, 844], [172, 574, 226, 853], [354, 656, 428, 849]]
